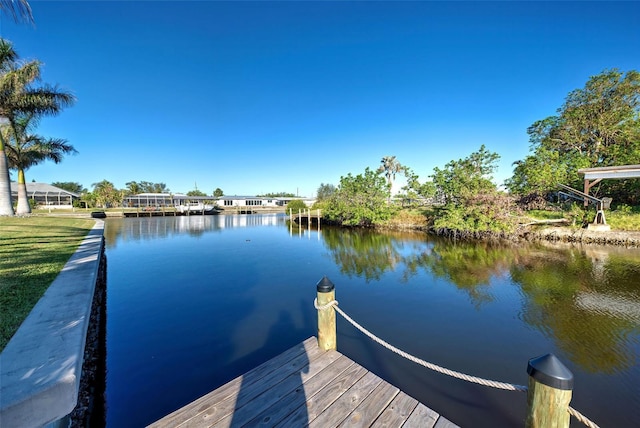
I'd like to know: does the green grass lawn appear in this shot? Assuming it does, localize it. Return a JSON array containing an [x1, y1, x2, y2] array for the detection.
[[0, 217, 95, 351], [607, 209, 640, 231]]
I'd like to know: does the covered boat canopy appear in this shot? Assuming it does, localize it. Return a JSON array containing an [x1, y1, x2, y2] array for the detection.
[[578, 164, 640, 201]]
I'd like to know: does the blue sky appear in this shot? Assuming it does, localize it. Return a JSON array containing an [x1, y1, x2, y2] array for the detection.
[[2, 1, 639, 197]]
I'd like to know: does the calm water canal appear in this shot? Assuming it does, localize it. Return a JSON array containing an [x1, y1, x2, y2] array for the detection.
[[104, 214, 640, 427]]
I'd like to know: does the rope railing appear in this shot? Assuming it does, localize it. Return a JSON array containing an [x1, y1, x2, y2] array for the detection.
[[314, 297, 600, 428]]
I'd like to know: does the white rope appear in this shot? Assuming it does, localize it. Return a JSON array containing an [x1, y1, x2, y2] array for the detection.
[[569, 406, 601, 428], [314, 298, 601, 428], [314, 298, 526, 392]]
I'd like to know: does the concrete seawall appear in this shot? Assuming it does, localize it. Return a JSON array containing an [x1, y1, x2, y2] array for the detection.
[[0, 221, 105, 427]]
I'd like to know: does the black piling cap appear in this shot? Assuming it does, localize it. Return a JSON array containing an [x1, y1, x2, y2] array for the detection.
[[527, 353, 574, 390], [316, 276, 335, 293]]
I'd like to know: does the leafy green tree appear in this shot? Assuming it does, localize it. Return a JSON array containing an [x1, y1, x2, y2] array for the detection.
[[187, 189, 207, 197], [52, 181, 85, 194], [506, 147, 590, 196], [0, 38, 75, 216], [324, 167, 392, 227], [432, 192, 520, 234], [5, 113, 76, 214], [316, 183, 336, 201], [91, 180, 122, 208], [213, 187, 223, 197], [431, 144, 499, 204], [79, 191, 96, 209], [548, 69, 639, 165], [285, 199, 307, 212], [431, 146, 519, 233], [509, 69, 640, 203], [402, 167, 436, 200]]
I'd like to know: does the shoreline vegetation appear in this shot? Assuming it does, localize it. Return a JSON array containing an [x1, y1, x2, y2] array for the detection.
[[376, 207, 640, 247], [2, 205, 639, 349]]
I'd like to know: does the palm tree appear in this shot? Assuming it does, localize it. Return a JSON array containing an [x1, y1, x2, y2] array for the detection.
[[0, 38, 75, 215], [92, 180, 122, 208], [125, 181, 142, 195], [377, 155, 404, 194], [5, 113, 76, 214]]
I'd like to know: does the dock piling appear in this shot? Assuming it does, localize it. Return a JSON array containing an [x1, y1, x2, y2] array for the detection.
[[525, 353, 574, 428], [316, 276, 336, 351]]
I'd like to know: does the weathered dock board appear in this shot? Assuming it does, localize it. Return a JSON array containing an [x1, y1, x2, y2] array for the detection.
[[148, 337, 459, 428]]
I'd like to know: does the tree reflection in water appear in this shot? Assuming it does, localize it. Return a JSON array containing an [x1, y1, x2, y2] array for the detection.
[[322, 227, 408, 281], [322, 226, 640, 374], [511, 246, 640, 374]]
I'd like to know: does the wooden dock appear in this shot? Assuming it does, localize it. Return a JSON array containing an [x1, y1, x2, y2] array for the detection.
[[148, 337, 459, 427]]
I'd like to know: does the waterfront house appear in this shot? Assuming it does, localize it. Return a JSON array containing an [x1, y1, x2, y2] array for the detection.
[[9, 182, 79, 209]]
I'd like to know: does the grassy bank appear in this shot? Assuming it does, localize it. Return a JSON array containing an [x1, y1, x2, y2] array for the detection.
[[0, 217, 95, 351]]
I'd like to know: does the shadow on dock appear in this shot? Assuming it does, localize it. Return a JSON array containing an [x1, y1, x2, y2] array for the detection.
[[229, 311, 310, 427]]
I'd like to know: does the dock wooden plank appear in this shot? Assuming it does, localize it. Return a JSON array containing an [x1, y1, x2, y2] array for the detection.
[[275, 361, 369, 427], [434, 417, 461, 428], [148, 338, 315, 428], [178, 341, 325, 427], [309, 371, 384, 427], [149, 337, 461, 428], [211, 349, 343, 427], [338, 382, 399, 427], [403, 403, 440, 428], [370, 392, 418, 428], [244, 354, 355, 427]]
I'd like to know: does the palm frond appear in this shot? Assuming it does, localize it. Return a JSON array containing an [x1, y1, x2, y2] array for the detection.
[[13, 85, 76, 115], [0, 0, 34, 25], [0, 39, 18, 71]]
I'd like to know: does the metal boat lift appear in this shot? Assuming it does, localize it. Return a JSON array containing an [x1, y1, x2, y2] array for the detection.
[[558, 183, 611, 226]]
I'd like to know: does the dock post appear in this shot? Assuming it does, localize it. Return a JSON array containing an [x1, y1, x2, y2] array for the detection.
[[316, 277, 336, 351], [525, 354, 573, 428]]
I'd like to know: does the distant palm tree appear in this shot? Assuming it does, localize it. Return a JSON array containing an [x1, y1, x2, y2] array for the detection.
[[377, 155, 404, 194], [92, 180, 122, 208], [0, 0, 34, 24], [152, 182, 169, 193], [5, 113, 76, 214], [0, 38, 75, 215], [125, 181, 142, 195]]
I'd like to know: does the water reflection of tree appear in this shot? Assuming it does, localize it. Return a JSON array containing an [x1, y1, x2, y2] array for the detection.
[[322, 227, 408, 281], [322, 228, 517, 308], [322, 226, 640, 373], [414, 240, 517, 307], [511, 247, 640, 374]]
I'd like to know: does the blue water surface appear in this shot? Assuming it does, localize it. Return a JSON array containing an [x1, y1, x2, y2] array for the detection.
[[104, 215, 640, 427]]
